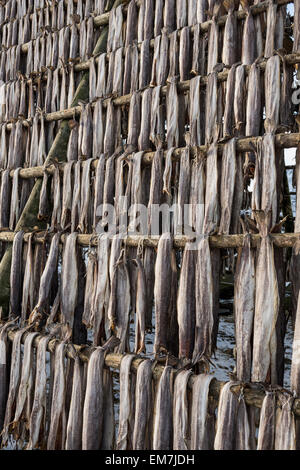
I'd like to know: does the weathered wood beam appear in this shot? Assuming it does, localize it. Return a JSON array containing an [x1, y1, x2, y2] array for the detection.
[[0, 231, 299, 249]]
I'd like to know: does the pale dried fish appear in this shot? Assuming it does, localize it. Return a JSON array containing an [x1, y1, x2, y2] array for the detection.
[[61, 233, 78, 329], [153, 366, 173, 450], [219, 139, 236, 235], [191, 374, 214, 450], [173, 370, 192, 450], [257, 391, 276, 450], [116, 354, 135, 450], [10, 231, 24, 319], [214, 381, 239, 450], [132, 359, 153, 450], [65, 356, 84, 450]]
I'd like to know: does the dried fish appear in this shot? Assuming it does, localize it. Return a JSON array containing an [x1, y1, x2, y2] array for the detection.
[[245, 61, 261, 137], [9, 167, 20, 231], [275, 394, 296, 450], [251, 213, 279, 384], [51, 167, 62, 229], [219, 139, 236, 235], [214, 381, 239, 450], [203, 143, 219, 234], [71, 161, 81, 231], [138, 88, 152, 151], [139, 39, 151, 89], [78, 158, 93, 233], [116, 354, 135, 450], [65, 356, 84, 450], [154, 233, 178, 355], [153, 366, 173, 450], [150, 86, 164, 147], [176, 147, 190, 234], [0, 320, 17, 433], [112, 47, 123, 95], [177, 244, 196, 359], [235, 396, 251, 450], [125, 0, 138, 46], [47, 343, 67, 450], [162, 147, 174, 197], [233, 65, 246, 136], [294, 0, 300, 53], [191, 374, 214, 450], [179, 26, 190, 82], [82, 347, 105, 449], [173, 370, 192, 450], [79, 103, 93, 160], [205, 72, 218, 145], [167, 31, 178, 81], [166, 78, 179, 148], [61, 233, 78, 329], [127, 91, 141, 150], [241, 4, 256, 65], [0, 169, 11, 228], [143, 247, 156, 331], [2, 325, 31, 445], [189, 153, 206, 234], [264, 55, 280, 133], [134, 257, 147, 354], [91, 234, 110, 346], [207, 16, 218, 74], [144, 0, 154, 40], [291, 291, 300, 393], [82, 250, 97, 329], [222, 1, 237, 66], [265, 0, 277, 58], [189, 76, 201, 146], [10, 231, 24, 319], [21, 234, 35, 326], [61, 162, 74, 229], [257, 391, 276, 450], [132, 359, 153, 450], [67, 121, 79, 162], [234, 234, 255, 382], [147, 149, 163, 234]]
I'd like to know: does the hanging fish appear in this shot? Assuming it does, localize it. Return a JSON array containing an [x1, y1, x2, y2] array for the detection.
[[2, 325, 31, 446], [173, 369, 192, 450], [0, 320, 17, 434], [67, 121, 79, 162], [166, 78, 179, 148], [241, 2, 256, 65], [78, 158, 93, 233], [154, 233, 178, 356], [134, 257, 147, 354], [264, 0, 277, 58], [234, 233, 255, 382], [10, 231, 24, 320], [60, 233, 78, 330], [138, 88, 152, 151], [235, 395, 251, 450], [179, 26, 190, 82], [93, 155, 106, 230], [222, 0, 237, 66], [167, 30, 178, 81], [132, 359, 153, 450], [47, 343, 67, 450], [82, 249, 97, 330], [139, 39, 151, 89], [176, 147, 190, 234], [274, 394, 296, 450], [9, 168, 20, 231], [65, 355, 85, 450], [207, 16, 218, 74], [51, 167, 62, 229], [125, 0, 138, 46], [245, 61, 261, 137], [219, 139, 236, 235], [189, 76, 201, 146], [257, 391, 276, 449], [191, 374, 215, 450], [150, 86, 164, 147], [123, 46, 133, 96], [233, 65, 246, 137], [61, 162, 74, 229], [112, 47, 123, 96], [214, 381, 239, 450], [144, 0, 154, 40], [147, 149, 163, 234], [153, 365, 173, 450], [71, 161, 81, 231], [127, 91, 141, 150], [291, 291, 300, 394], [116, 355, 136, 450], [205, 72, 218, 145], [0, 169, 11, 228], [91, 233, 110, 346], [264, 55, 280, 133], [251, 212, 279, 384], [21, 234, 35, 326], [28, 336, 51, 449], [203, 143, 219, 234]]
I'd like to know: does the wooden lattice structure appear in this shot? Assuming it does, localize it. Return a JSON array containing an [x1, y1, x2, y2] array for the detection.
[[0, 0, 299, 450]]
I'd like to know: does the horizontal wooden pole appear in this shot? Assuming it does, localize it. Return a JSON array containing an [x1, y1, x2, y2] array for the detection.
[[6, 132, 300, 179], [0, 231, 299, 249], [3, 326, 300, 415]]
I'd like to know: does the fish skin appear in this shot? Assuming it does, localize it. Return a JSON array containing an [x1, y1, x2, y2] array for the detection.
[[91, 234, 110, 346], [123, 45, 133, 95], [125, 0, 138, 46], [205, 73, 218, 145], [134, 257, 147, 354], [162, 147, 174, 197], [179, 26, 190, 82], [264, 55, 280, 133], [233, 65, 246, 137], [2, 325, 31, 446], [21, 234, 35, 326], [9, 231, 24, 320], [82, 249, 97, 329], [173, 370, 192, 450], [101, 368, 115, 450], [0, 320, 17, 433], [153, 365, 173, 450], [132, 359, 153, 450], [189, 152, 205, 235], [116, 354, 136, 450], [61, 233, 78, 330], [47, 343, 67, 450], [167, 30, 178, 81], [166, 78, 179, 148], [193, 236, 214, 361], [143, 247, 156, 331], [274, 394, 296, 450], [235, 396, 251, 450], [150, 86, 164, 147], [223, 64, 237, 139], [144, 0, 155, 40], [222, 2, 237, 66], [176, 147, 190, 234], [51, 167, 62, 229], [82, 347, 105, 450], [71, 161, 81, 231], [245, 61, 261, 137], [214, 381, 239, 450], [177, 244, 196, 359], [241, 6, 256, 65], [203, 143, 219, 234], [67, 121, 79, 162], [257, 391, 276, 449], [127, 91, 141, 150], [93, 154, 106, 230], [264, 0, 277, 58], [65, 356, 84, 450], [189, 76, 201, 146], [37, 169, 47, 221], [13, 332, 39, 434], [9, 167, 20, 231], [251, 213, 279, 384], [234, 234, 255, 382], [219, 138, 236, 235], [154, 232, 178, 355], [191, 374, 214, 450], [280, 59, 293, 128], [147, 149, 163, 235], [138, 88, 152, 151], [139, 39, 151, 89], [112, 47, 124, 96], [78, 158, 93, 233], [207, 16, 218, 74]]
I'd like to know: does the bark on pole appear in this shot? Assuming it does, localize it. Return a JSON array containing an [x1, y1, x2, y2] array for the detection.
[[0, 0, 123, 306]]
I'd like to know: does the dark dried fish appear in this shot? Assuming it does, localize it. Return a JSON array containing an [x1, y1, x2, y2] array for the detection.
[[134, 257, 147, 354], [139, 39, 151, 89], [127, 92, 141, 150], [167, 30, 178, 81], [154, 233, 178, 355], [138, 88, 152, 151], [147, 149, 163, 235], [71, 161, 81, 231], [235, 396, 251, 450], [203, 143, 219, 234], [125, 0, 138, 46], [21, 234, 35, 325], [233, 65, 246, 136], [222, 1, 237, 66], [205, 72, 218, 145], [207, 16, 218, 74], [241, 4, 256, 65], [189, 77, 201, 147], [10, 231, 24, 319], [0, 320, 18, 433], [191, 374, 214, 450], [132, 359, 153, 450], [153, 365, 173, 450], [93, 155, 106, 230], [78, 158, 93, 233], [9, 168, 20, 231], [0, 169, 11, 228], [291, 292, 300, 393]]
